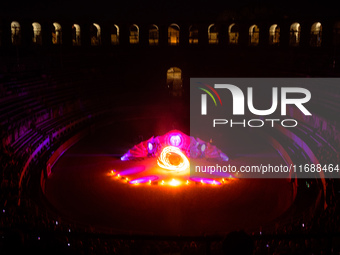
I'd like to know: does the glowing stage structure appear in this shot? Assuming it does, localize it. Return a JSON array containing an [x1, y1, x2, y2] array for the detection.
[[112, 130, 232, 187], [120, 130, 229, 163]]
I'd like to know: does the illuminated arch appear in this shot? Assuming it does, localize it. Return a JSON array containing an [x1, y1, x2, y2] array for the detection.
[[189, 25, 198, 44], [129, 24, 139, 44], [290, 22, 301, 47], [269, 24, 280, 45], [52, 22, 62, 44], [310, 22, 322, 47], [168, 24, 180, 45], [91, 23, 101, 46], [72, 24, 81, 46], [208, 24, 218, 44], [167, 67, 182, 92], [111, 24, 119, 45], [32, 22, 42, 45], [149, 24, 159, 45], [249, 24, 259, 46], [228, 23, 239, 44], [11, 21, 21, 45]]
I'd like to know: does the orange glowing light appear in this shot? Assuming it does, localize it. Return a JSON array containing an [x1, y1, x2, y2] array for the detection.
[[169, 179, 181, 186], [157, 146, 189, 171]]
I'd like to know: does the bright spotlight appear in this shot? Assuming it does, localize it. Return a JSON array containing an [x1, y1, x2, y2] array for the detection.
[[169, 179, 181, 186]]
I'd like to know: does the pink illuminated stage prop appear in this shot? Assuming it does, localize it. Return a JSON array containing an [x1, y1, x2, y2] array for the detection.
[[110, 130, 231, 187]]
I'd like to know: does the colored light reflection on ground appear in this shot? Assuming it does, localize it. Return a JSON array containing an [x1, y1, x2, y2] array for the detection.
[[108, 159, 235, 187], [118, 166, 145, 176], [190, 177, 222, 185], [129, 176, 158, 184]]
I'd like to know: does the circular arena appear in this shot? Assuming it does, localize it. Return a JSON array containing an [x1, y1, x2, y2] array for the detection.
[[44, 111, 294, 236], [0, 45, 339, 255], [1, 1, 340, 254]]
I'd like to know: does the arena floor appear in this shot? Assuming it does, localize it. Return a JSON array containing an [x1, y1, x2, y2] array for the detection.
[[44, 114, 294, 236]]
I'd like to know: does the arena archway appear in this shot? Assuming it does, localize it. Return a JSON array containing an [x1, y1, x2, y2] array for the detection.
[[290, 22, 301, 47], [189, 25, 198, 44], [249, 24, 259, 46], [269, 24, 280, 45], [129, 24, 139, 44], [90, 23, 101, 46], [11, 21, 21, 45], [149, 24, 159, 46], [310, 22, 322, 47], [228, 23, 239, 44], [32, 22, 42, 45], [111, 24, 119, 45], [52, 22, 62, 45], [72, 24, 81, 46], [208, 24, 218, 44], [167, 67, 182, 96], [333, 22, 340, 46], [168, 24, 180, 45]]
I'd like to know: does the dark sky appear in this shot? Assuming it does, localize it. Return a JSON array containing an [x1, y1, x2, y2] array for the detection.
[[0, 0, 338, 21]]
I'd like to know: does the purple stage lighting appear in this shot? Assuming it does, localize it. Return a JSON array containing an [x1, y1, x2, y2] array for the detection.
[[129, 176, 159, 184], [119, 166, 145, 176], [169, 134, 182, 147], [148, 142, 153, 152], [190, 177, 221, 185]]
